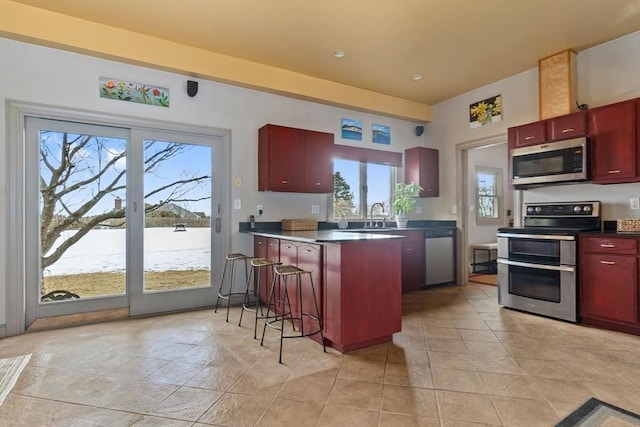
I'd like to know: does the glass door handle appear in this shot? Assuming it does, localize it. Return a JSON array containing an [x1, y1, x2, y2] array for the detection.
[[215, 217, 221, 233]]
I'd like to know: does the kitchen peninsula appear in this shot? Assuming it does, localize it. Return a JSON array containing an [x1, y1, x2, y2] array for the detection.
[[243, 228, 405, 352]]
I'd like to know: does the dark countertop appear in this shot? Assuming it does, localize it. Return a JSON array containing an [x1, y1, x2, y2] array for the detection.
[[240, 220, 457, 243], [579, 220, 640, 237], [243, 229, 406, 243]]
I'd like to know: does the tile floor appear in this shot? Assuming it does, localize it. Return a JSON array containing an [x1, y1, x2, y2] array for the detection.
[[1, 283, 640, 426]]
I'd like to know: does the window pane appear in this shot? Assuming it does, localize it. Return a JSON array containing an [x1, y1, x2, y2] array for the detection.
[[478, 173, 496, 196], [333, 159, 360, 219], [39, 130, 127, 301], [367, 163, 392, 216]]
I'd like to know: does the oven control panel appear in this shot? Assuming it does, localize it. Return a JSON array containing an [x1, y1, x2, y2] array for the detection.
[[524, 201, 600, 217]]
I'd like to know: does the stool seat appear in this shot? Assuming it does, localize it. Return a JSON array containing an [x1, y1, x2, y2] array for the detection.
[[251, 258, 279, 268], [226, 253, 251, 260], [274, 264, 309, 276]]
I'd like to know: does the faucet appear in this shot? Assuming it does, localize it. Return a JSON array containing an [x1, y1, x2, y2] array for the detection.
[[369, 202, 386, 228]]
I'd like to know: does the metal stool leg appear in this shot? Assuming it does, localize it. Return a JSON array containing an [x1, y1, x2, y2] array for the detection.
[[214, 253, 249, 323]]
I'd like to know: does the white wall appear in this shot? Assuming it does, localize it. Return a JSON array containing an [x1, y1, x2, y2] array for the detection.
[[0, 38, 426, 331], [427, 30, 640, 224]]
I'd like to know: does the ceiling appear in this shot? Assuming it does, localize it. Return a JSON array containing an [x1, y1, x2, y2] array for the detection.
[[8, 0, 640, 106]]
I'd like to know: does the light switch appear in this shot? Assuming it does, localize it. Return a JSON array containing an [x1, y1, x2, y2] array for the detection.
[[311, 204, 320, 214], [630, 197, 640, 210], [233, 199, 241, 210]]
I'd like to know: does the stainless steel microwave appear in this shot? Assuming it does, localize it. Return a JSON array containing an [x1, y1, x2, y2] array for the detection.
[[511, 137, 588, 188]]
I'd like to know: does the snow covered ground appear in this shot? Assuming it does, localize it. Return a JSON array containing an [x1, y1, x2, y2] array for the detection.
[[44, 227, 211, 276]]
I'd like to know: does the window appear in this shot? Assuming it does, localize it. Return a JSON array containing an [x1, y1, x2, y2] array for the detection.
[[333, 159, 395, 220], [476, 166, 503, 224]]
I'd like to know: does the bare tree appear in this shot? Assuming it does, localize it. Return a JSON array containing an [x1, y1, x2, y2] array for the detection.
[[40, 132, 210, 274]]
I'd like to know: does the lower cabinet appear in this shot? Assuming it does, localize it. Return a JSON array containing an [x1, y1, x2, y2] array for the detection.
[[579, 235, 639, 334], [395, 230, 425, 292]]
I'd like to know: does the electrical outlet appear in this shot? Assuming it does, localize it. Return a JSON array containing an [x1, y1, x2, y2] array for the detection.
[[630, 197, 640, 210], [451, 205, 457, 215], [257, 204, 263, 215], [233, 199, 241, 210]]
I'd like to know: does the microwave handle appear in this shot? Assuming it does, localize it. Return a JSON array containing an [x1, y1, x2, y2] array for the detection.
[[497, 259, 575, 272]]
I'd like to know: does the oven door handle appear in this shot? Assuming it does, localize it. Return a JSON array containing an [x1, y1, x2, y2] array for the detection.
[[497, 233, 575, 241], [497, 258, 576, 272]]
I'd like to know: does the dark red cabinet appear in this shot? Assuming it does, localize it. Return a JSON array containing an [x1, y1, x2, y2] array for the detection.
[[405, 147, 439, 197], [589, 100, 636, 183], [512, 121, 547, 147], [549, 110, 587, 140], [395, 230, 425, 292], [258, 124, 334, 193], [579, 235, 640, 335]]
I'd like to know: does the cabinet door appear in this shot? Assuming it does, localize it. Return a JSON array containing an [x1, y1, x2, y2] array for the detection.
[[405, 147, 439, 197], [261, 238, 281, 307], [513, 121, 547, 147], [549, 111, 587, 141], [397, 230, 425, 292], [304, 130, 334, 193], [279, 240, 298, 314], [258, 125, 306, 191], [590, 101, 636, 182], [580, 253, 638, 324], [296, 243, 323, 342]]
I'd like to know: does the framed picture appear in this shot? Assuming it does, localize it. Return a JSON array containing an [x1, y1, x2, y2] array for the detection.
[[372, 124, 390, 145], [469, 95, 502, 128], [341, 118, 362, 141], [100, 77, 170, 107]]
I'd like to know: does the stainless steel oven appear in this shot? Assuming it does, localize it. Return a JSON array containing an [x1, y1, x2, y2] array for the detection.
[[497, 201, 600, 322]]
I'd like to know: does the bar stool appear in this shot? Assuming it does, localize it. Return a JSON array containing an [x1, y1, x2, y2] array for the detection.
[[238, 257, 280, 339], [214, 253, 250, 322], [260, 264, 326, 363]]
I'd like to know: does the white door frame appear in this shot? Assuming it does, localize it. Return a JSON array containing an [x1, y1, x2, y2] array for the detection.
[[455, 133, 520, 285], [5, 101, 232, 335]]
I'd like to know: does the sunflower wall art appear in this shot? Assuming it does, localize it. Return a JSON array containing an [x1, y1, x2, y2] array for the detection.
[[469, 95, 502, 128]]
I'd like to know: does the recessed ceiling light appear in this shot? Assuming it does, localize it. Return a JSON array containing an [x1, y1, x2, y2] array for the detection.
[[412, 74, 424, 81], [333, 51, 345, 58]]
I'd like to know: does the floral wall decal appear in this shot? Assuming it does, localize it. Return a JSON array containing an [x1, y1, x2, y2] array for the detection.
[[469, 95, 501, 128], [100, 77, 169, 107]]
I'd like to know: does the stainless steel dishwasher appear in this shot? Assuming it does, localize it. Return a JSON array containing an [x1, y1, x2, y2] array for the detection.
[[424, 228, 456, 286]]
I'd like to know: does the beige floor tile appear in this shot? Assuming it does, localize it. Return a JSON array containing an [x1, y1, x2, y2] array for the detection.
[[426, 338, 468, 354], [583, 381, 640, 414], [184, 363, 245, 391], [458, 329, 499, 342], [479, 372, 545, 400], [387, 345, 430, 366], [429, 351, 476, 371], [345, 343, 389, 362], [317, 405, 380, 427], [432, 368, 486, 393], [381, 384, 439, 417], [148, 386, 223, 421], [379, 411, 440, 427], [470, 354, 525, 375], [0, 394, 86, 425], [503, 341, 560, 360], [142, 360, 207, 386], [198, 392, 271, 426], [98, 380, 180, 413], [275, 372, 335, 403], [530, 377, 595, 417], [440, 420, 500, 427], [424, 326, 462, 340], [491, 395, 560, 427], [436, 390, 501, 425], [131, 415, 194, 426], [515, 357, 577, 381], [337, 358, 386, 383], [255, 398, 323, 426], [325, 379, 383, 411], [68, 408, 142, 426], [422, 317, 457, 329], [463, 341, 510, 356], [452, 318, 490, 330], [228, 359, 293, 397], [384, 363, 434, 388]]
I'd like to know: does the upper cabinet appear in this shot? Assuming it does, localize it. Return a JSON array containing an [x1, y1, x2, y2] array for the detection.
[[589, 99, 637, 183], [508, 111, 587, 149], [258, 124, 334, 193], [405, 147, 439, 197], [549, 111, 588, 141]]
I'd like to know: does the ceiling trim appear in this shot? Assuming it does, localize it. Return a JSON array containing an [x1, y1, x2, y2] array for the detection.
[[1, 1, 432, 122]]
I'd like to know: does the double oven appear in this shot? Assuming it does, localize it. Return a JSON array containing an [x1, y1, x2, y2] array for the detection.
[[497, 202, 600, 322]]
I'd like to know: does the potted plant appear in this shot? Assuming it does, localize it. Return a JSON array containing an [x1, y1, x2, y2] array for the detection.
[[392, 182, 422, 228]]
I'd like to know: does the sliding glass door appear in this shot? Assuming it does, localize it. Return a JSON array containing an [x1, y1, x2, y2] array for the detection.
[[25, 118, 224, 324]]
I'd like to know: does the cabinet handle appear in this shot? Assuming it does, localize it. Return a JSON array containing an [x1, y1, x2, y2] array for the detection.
[[406, 248, 413, 252], [608, 170, 621, 174], [281, 180, 288, 184], [561, 128, 575, 133], [315, 182, 321, 186], [525, 136, 536, 140], [600, 244, 615, 248], [600, 260, 616, 265], [258, 241, 264, 245]]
